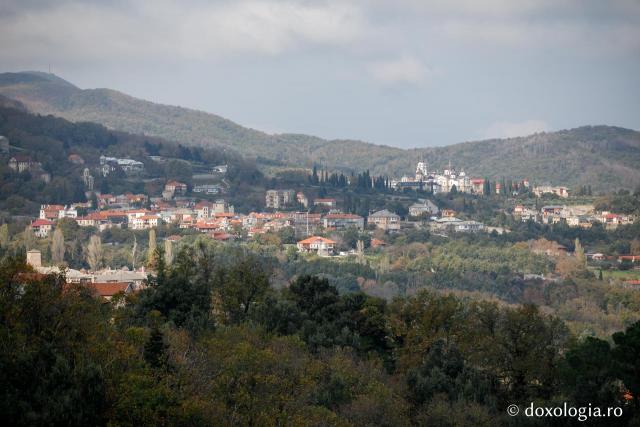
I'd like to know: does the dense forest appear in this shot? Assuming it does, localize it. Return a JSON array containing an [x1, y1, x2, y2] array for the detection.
[[2, 72, 640, 191], [1, 240, 640, 426]]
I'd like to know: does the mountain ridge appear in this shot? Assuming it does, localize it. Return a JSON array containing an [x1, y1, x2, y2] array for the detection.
[[1, 71, 639, 191]]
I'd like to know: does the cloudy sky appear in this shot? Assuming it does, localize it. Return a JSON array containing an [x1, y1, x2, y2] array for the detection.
[[1, 0, 639, 148]]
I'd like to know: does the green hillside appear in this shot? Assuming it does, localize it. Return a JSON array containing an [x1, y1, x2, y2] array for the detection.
[[0, 72, 404, 171], [0, 105, 261, 215], [1, 71, 639, 191]]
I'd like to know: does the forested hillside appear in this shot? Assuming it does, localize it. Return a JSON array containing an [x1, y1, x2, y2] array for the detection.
[[1, 71, 640, 191], [0, 105, 260, 214], [2, 241, 640, 425]]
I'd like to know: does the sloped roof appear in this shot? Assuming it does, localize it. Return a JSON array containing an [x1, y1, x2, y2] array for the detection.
[[297, 236, 337, 245], [89, 282, 130, 297], [369, 209, 399, 218]]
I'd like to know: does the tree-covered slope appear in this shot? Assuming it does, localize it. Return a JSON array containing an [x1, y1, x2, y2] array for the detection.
[[0, 105, 260, 215], [1, 71, 639, 191], [409, 126, 640, 191], [0, 72, 404, 171]]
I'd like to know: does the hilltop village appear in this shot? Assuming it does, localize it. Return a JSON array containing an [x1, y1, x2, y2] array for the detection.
[[0, 115, 638, 302], [21, 159, 630, 252], [9, 150, 633, 266]]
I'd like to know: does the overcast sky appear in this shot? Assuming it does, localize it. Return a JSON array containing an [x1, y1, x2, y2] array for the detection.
[[1, 0, 639, 148]]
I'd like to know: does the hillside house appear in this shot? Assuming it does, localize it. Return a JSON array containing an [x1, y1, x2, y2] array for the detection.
[[541, 205, 565, 224], [599, 212, 633, 230], [297, 236, 337, 256], [313, 198, 337, 208], [322, 213, 364, 230], [409, 200, 439, 218], [213, 199, 234, 214], [431, 217, 485, 233], [89, 282, 133, 301], [368, 209, 401, 231], [193, 184, 221, 194], [533, 186, 569, 198], [31, 219, 54, 238], [165, 180, 188, 196], [265, 189, 296, 209], [130, 214, 162, 230], [513, 205, 538, 222], [470, 178, 485, 194], [441, 209, 457, 218]]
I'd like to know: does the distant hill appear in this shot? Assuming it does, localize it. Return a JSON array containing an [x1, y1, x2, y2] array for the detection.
[[0, 72, 403, 172], [1, 71, 639, 191]]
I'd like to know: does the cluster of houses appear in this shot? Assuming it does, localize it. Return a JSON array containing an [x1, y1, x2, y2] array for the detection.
[[26, 249, 147, 300], [514, 204, 634, 229], [30, 192, 490, 257], [30, 198, 412, 243]]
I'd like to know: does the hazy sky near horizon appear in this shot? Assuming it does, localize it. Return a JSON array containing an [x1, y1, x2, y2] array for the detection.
[[1, 0, 639, 148]]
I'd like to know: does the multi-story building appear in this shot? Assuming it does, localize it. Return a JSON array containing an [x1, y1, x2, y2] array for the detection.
[[322, 213, 364, 230], [193, 184, 222, 194], [265, 189, 296, 209], [431, 217, 485, 233], [533, 186, 569, 198], [213, 199, 234, 214], [313, 198, 337, 208], [408, 200, 439, 218], [470, 178, 485, 194], [541, 205, 564, 224], [31, 219, 54, 238], [39, 204, 77, 220], [130, 214, 162, 230], [297, 236, 336, 255], [368, 209, 401, 231], [165, 180, 188, 196]]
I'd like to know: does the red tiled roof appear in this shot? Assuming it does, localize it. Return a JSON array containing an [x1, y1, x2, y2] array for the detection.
[[371, 238, 386, 247], [89, 282, 130, 297], [298, 236, 336, 245], [138, 215, 160, 220]]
